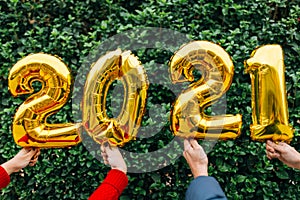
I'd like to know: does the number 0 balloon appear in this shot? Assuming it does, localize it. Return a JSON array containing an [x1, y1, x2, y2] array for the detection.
[[82, 49, 148, 146]]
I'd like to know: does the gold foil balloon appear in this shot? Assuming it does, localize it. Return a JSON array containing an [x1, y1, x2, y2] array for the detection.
[[82, 49, 148, 146], [169, 41, 242, 139], [245, 44, 294, 142], [8, 53, 81, 148]]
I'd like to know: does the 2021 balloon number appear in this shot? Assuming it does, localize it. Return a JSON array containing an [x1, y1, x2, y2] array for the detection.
[[8, 41, 294, 148]]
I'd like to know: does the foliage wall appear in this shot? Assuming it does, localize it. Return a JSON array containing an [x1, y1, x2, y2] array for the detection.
[[0, 0, 299, 199]]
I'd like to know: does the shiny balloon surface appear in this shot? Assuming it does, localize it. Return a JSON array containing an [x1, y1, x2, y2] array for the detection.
[[82, 49, 148, 146], [8, 53, 81, 148], [245, 44, 294, 142], [169, 41, 242, 139]]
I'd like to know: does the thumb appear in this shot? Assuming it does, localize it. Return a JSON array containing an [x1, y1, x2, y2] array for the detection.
[[184, 139, 192, 151]]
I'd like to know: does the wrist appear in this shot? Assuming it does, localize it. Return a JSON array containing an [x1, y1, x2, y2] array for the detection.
[[112, 166, 127, 175], [1, 160, 17, 175], [191, 165, 208, 178], [296, 153, 300, 169]]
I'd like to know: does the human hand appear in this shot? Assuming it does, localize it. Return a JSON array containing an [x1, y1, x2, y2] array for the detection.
[[183, 139, 208, 178], [100, 143, 127, 174], [1, 148, 40, 175], [266, 140, 300, 169]]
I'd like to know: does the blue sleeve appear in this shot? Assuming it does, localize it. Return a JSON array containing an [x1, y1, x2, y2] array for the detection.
[[186, 176, 227, 200]]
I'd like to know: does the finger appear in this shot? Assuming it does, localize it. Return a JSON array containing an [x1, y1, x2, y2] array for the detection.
[[266, 150, 273, 159], [28, 149, 40, 164], [100, 145, 106, 153], [19, 148, 30, 155], [101, 152, 108, 158], [105, 146, 119, 159], [23, 147, 32, 152], [26, 148, 38, 158], [277, 142, 288, 147], [267, 140, 285, 152], [189, 139, 200, 150], [272, 152, 281, 158], [31, 151, 39, 160], [33, 149, 41, 158], [104, 145, 112, 156], [184, 139, 192, 151], [266, 154, 272, 160], [103, 142, 112, 151], [29, 159, 38, 166], [105, 146, 118, 156], [30, 157, 38, 163], [183, 151, 192, 163], [26, 147, 37, 152], [101, 152, 109, 164], [266, 151, 280, 159], [26, 147, 35, 152], [266, 144, 275, 153], [103, 158, 109, 165], [35, 148, 41, 155], [190, 139, 207, 158], [29, 154, 39, 166], [183, 151, 188, 159]]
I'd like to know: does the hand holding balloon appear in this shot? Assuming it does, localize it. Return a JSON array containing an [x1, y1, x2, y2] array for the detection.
[[266, 140, 300, 169], [1, 148, 40, 175], [183, 139, 208, 178], [100, 143, 127, 174]]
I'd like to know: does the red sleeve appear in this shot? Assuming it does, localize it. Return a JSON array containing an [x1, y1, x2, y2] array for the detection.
[[89, 169, 128, 200], [0, 165, 10, 190]]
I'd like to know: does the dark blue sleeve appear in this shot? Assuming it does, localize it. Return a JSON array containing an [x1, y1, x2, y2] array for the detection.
[[185, 176, 227, 200]]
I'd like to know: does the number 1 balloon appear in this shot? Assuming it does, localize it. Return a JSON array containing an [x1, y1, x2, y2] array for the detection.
[[245, 44, 294, 142]]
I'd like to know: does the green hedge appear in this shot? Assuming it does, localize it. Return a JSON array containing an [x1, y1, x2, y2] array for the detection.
[[0, 0, 299, 199]]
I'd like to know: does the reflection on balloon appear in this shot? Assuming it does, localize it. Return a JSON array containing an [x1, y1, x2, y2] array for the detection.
[[245, 44, 294, 142], [169, 41, 242, 140], [8, 53, 81, 148], [82, 49, 148, 146]]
